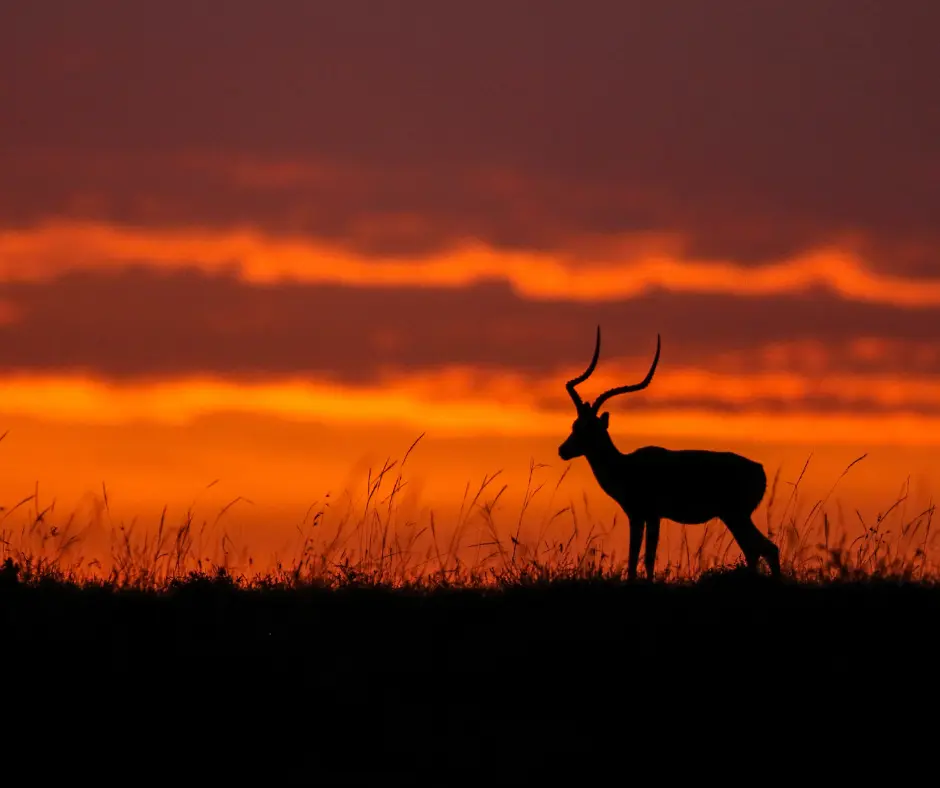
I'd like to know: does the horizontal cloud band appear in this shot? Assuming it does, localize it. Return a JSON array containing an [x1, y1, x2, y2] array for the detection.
[[3, 221, 940, 307], [1, 373, 939, 446]]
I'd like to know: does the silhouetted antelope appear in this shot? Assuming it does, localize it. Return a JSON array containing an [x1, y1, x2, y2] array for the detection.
[[558, 327, 780, 580]]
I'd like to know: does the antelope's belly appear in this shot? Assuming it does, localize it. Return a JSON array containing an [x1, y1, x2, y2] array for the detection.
[[657, 499, 721, 525]]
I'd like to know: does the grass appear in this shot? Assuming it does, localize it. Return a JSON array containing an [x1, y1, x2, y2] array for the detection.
[[1, 440, 936, 777], [1, 436, 936, 589]]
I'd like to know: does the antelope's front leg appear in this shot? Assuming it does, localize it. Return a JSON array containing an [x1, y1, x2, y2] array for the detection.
[[644, 517, 660, 581], [627, 516, 644, 581]]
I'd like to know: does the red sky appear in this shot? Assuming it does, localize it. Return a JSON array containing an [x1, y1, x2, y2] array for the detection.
[[1, 2, 937, 571]]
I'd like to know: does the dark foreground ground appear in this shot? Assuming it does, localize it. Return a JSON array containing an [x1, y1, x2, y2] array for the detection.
[[2, 563, 937, 782]]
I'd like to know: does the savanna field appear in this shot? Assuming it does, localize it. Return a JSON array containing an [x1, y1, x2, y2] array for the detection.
[[3, 436, 937, 779]]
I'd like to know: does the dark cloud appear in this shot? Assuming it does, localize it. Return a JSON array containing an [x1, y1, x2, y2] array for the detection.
[[0, 267, 937, 385], [1, 2, 939, 270]]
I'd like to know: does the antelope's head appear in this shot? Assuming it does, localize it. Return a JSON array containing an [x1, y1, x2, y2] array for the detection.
[[558, 326, 661, 461]]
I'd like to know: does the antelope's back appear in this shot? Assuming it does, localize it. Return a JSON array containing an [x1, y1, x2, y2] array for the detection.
[[628, 446, 767, 520]]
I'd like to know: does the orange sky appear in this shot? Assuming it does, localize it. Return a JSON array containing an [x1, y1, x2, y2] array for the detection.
[[1, 3, 937, 574]]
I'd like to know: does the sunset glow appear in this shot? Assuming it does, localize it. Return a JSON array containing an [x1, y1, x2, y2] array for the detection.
[[1, 2, 938, 576], [0, 371, 939, 443]]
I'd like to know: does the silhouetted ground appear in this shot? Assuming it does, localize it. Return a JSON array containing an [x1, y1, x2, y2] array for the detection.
[[1, 561, 936, 781]]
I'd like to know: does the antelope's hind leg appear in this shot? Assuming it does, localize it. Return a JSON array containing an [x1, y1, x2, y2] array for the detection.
[[644, 517, 660, 581], [759, 524, 781, 577], [724, 515, 780, 577]]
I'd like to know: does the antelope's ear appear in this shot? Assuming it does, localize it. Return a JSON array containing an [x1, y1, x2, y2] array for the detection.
[[598, 412, 610, 429]]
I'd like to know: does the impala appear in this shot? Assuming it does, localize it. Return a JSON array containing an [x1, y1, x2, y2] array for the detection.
[[558, 326, 780, 580]]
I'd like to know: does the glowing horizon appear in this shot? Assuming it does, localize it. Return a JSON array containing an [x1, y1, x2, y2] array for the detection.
[[0, 370, 937, 445]]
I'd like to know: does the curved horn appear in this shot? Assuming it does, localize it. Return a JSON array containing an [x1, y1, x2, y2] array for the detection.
[[565, 325, 601, 409], [591, 334, 661, 414]]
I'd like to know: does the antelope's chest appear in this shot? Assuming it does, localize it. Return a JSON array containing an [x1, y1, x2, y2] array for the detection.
[[607, 451, 673, 505], [594, 466, 637, 504]]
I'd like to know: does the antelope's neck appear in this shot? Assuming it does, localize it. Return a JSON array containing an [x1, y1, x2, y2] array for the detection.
[[584, 434, 625, 493]]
